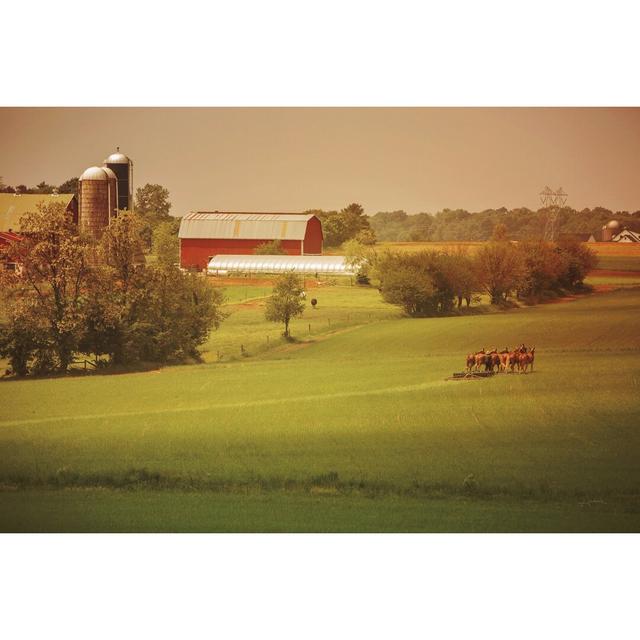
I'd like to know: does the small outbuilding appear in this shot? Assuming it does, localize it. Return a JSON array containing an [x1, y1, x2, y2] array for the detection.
[[178, 211, 323, 270]]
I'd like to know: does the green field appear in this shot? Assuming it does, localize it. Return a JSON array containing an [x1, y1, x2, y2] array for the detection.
[[1, 284, 639, 532]]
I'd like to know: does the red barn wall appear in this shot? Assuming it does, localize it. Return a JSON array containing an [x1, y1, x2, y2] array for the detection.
[[303, 216, 323, 254], [180, 238, 303, 270]]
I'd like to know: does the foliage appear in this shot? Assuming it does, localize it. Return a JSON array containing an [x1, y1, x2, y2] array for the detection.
[[0, 202, 90, 373], [379, 262, 438, 316], [58, 177, 79, 195], [556, 239, 598, 289], [99, 211, 146, 287], [368, 206, 640, 242], [475, 242, 527, 304], [254, 240, 286, 255], [134, 183, 173, 250], [0, 204, 224, 376], [264, 272, 306, 337], [153, 221, 180, 267], [308, 202, 374, 247], [134, 183, 172, 217], [375, 250, 482, 316], [0, 177, 79, 195]]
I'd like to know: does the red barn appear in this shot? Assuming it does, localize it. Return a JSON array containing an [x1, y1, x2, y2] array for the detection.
[[178, 212, 323, 270]]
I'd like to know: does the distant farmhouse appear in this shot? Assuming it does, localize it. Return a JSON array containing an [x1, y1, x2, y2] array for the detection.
[[178, 212, 324, 270], [592, 219, 640, 243]]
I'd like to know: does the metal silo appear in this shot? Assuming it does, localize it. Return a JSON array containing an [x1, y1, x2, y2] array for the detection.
[[104, 147, 133, 211], [78, 166, 110, 240], [101, 166, 119, 221]]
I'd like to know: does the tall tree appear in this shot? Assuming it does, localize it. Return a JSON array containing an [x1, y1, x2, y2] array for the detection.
[[135, 183, 172, 217], [153, 221, 180, 267]]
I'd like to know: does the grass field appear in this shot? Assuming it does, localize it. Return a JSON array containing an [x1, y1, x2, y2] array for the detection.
[[1, 281, 639, 532]]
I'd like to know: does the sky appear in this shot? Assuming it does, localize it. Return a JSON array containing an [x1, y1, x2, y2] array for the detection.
[[1, 108, 639, 216]]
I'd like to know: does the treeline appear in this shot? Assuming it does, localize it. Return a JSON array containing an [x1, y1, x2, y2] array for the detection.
[[0, 203, 223, 377], [367, 238, 597, 317], [369, 207, 640, 242], [0, 176, 78, 195]]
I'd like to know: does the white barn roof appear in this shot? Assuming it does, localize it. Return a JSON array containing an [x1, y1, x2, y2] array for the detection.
[[207, 254, 356, 275], [612, 229, 640, 242], [179, 212, 316, 240]]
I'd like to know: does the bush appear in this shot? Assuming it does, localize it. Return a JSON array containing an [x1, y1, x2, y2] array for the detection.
[[254, 240, 286, 255]]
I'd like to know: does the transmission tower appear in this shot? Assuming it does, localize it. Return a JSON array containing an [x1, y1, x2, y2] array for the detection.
[[540, 186, 568, 241]]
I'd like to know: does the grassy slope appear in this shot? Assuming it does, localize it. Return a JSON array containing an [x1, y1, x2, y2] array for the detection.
[[2, 490, 638, 533], [1, 286, 639, 531]]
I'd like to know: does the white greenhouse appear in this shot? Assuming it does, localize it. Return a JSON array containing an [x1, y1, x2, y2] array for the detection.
[[207, 254, 358, 276]]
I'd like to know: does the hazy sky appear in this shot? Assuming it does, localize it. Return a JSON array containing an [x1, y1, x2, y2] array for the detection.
[[1, 108, 639, 216]]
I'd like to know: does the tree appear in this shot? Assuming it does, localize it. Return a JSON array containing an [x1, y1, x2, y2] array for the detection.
[[264, 272, 306, 337], [58, 177, 79, 195], [517, 241, 566, 298], [153, 221, 180, 267], [342, 238, 376, 283], [475, 242, 526, 304], [320, 213, 349, 247], [491, 222, 509, 241], [135, 183, 172, 217], [556, 239, 597, 289], [379, 262, 438, 317], [100, 211, 146, 289], [35, 181, 55, 194], [1, 202, 90, 373], [355, 227, 376, 245], [254, 239, 286, 255], [340, 202, 371, 240]]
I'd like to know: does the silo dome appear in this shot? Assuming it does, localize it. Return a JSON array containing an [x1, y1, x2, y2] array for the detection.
[[104, 147, 133, 210], [101, 166, 117, 181], [80, 166, 109, 181], [606, 220, 620, 230], [104, 151, 130, 164]]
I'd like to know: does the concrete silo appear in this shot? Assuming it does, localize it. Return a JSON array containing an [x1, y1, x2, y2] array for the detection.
[[78, 166, 110, 240], [104, 147, 133, 211], [101, 166, 119, 220]]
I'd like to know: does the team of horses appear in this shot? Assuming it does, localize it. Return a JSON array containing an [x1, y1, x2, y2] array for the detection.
[[466, 345, 535, 374]]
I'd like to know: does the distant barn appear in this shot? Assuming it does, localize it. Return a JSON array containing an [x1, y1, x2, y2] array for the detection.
[[178, 211, 323, 270], [0, 193, 78, 233]]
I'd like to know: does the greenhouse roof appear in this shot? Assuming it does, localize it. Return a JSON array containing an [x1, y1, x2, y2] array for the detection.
[[207, 254, 356, 275]]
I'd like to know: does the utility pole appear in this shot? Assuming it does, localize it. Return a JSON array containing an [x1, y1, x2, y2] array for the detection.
[[540, 186, 568, 242]]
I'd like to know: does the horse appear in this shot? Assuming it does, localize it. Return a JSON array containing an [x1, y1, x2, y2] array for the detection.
[[487, 351, 501, 373], [465, 353, 476, 372], [519, 346, 535, 373], [498, 348, 510, 373], [507, 349, 520, 373], [474, 350, 488, 372]]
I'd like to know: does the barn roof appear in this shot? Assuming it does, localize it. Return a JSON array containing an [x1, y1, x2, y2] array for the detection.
[[207, 254, 356, 275], [178, 211, 318, 241], [0, 193, 76, 232]]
